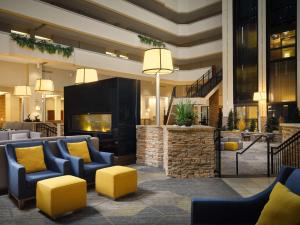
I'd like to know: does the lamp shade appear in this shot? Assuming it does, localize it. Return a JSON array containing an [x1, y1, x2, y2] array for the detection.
[[142, 48, 174, 75], [75, 68, 98, 84], [13, 86, 31, 96], [253, 92, 267, 101], [35, 79, 54, 92]]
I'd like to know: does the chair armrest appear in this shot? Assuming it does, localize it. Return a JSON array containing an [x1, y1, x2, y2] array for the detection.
[[91, 150, 114, 165], [47, 156, 71, 175], [7, 160, 26, 197], [65, 155, 84, 177], [191, 195, 268, 225]]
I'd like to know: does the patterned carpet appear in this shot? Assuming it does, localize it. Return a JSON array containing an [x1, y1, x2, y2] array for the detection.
[[0, 166, 240, 225]]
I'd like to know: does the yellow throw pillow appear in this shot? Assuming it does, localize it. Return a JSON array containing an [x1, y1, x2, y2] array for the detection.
[[67, 141, 92, 163], [15, 145, 47, 173], [256, 182, 300, 225]]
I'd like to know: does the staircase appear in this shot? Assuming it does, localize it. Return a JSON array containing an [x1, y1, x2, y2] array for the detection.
[[270, 131, 300, 175], [164, 69, 222, 125]]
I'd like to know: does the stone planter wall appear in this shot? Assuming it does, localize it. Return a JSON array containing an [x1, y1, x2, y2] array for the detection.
[[136, 125, 164, 167], [137, 125, 216, 178], [280, 123, 300, 141]]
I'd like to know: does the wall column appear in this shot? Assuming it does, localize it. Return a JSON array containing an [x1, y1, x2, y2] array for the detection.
[[28, 64, 43, 121], [54, 96, 61, 120], [222, 0, 234, 125], [258, 0, 267, 131]]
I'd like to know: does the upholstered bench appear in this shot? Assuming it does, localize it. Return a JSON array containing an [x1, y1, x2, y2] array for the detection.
[[36, 175, 87, 219], [95, 166, 137, 200]]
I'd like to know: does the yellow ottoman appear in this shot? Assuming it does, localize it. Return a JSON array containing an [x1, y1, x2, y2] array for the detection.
[[36, 175, 87, 219], [224, 142, 239, 151], [96, 166, 137, 200]]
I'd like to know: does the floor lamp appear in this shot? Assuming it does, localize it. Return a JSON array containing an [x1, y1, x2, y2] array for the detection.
[[13, 86, 31, 121], [142, 48, 174, 125], [35, 79, 54, 122]]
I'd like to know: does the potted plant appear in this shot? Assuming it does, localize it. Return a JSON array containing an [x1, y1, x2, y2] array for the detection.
[[174, 100, 196, 127], [265, 116, 279, 133], [227, 110, 234, 130], [249, 119, 256, 132]]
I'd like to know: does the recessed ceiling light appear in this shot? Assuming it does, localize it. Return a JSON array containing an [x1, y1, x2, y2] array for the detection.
[[35, 35, 52, 42], [174, 67, 180, 71], [119, 54, 128, 59], [11, 30, 29, 37], [105, 51, 117, 57]]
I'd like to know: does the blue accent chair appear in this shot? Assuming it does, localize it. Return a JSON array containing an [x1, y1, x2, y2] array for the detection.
[[5, 141, 70, 209], [191, 167, 300, 225], [57, 137, 114, 183]]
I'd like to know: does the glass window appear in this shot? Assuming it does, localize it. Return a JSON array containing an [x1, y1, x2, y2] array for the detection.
[[235, 105, 258, 128]]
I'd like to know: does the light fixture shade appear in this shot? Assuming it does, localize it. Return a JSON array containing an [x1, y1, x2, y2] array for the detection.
[[253, 92, 261, 101], [142, 48, 174, 75], [35, 79, 54, 92], [75, 68, 98, 84], [260, 92, 267, 100], [13, 86, 31, 96]]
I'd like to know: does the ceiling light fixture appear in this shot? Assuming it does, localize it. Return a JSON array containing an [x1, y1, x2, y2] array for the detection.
[[119, 54, 129, 59], [105, 51, 117, 57]]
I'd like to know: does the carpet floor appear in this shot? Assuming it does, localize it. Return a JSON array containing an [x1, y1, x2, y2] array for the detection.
[[0, 166, 240, 225]]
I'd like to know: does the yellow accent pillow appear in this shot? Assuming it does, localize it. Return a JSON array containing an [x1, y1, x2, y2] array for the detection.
[[256, 182, 300, 225], [224, 142, 239, 151], [15, 145, 47, 173], [67, 141, 92, 163]]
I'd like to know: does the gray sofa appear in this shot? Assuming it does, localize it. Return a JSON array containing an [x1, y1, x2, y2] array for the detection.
[[221, 137, 243, 151], [0, 135, 99, 194], [0, 130, 41, 142]]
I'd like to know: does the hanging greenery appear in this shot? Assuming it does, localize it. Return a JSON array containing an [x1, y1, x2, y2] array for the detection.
[[10, 33, 74, 58], [138, 34, 165, 47]]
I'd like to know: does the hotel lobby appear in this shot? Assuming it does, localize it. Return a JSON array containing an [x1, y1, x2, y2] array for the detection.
[[0, 0, 299, 224]]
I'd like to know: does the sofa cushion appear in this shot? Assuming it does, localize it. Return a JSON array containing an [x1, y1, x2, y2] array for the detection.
[[26, 170, 61, 187], [84, 162, 109, 175], [256, 182, 300, 225], [11, 133, 29, 141], [15, 145, 47, 173], [67, 141, 92, 163], [285, 169, 300, 195]]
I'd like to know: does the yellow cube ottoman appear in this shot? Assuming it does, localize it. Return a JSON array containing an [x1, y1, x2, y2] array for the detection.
[[224, 142, 239, 151], [96, 166, 137, 199], [36, 175, 87, 219]]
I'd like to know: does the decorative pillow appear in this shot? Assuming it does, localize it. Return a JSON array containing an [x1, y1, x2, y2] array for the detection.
[[15, 145, 47, 173], [256, 182, 300, 225], [11, 133, 29, 140], [67, 141, 92, 163]]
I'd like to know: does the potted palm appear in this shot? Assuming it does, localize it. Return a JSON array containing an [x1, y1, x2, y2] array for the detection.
[[174, 100, 196, 127]]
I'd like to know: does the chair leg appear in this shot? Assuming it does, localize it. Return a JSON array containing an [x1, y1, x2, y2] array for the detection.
[[17, 199, 25, 209]]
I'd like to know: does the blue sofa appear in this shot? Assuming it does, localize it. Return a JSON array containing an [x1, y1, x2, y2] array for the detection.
[[191, 166, 300, 225], [57, 137, 114, 183], [5, 141, 70, 209]]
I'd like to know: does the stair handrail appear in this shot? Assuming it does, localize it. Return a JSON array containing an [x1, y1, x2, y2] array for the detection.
[[270, 131, 300, 175], [35, 123, 57, 137], [236, 134, 265, 175]]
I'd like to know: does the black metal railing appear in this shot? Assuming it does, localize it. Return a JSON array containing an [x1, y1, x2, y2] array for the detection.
[[35, 123, 57, 137], [214, 129, 221, 177], [270, 131, 300, 175], [236, 135, 266, 176]]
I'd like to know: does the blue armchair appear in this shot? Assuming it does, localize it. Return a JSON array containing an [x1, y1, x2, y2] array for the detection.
[[5, 141, 70, 209], [191, 166, 300, 225], [57, 137, 114, 183]]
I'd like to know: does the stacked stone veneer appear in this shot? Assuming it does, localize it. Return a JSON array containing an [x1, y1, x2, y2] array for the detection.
[[136, 125, 164, 167], [137, 125, 216, 178]]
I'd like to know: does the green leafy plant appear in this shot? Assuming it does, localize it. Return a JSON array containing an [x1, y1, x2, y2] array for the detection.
[[138, 34, 166, 47], [174, 100, 196, 126], [11, 33, 74, 58], [265, 116, 279, 133], [249, 119, 256, 132], [227, 110, 234, 130]]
